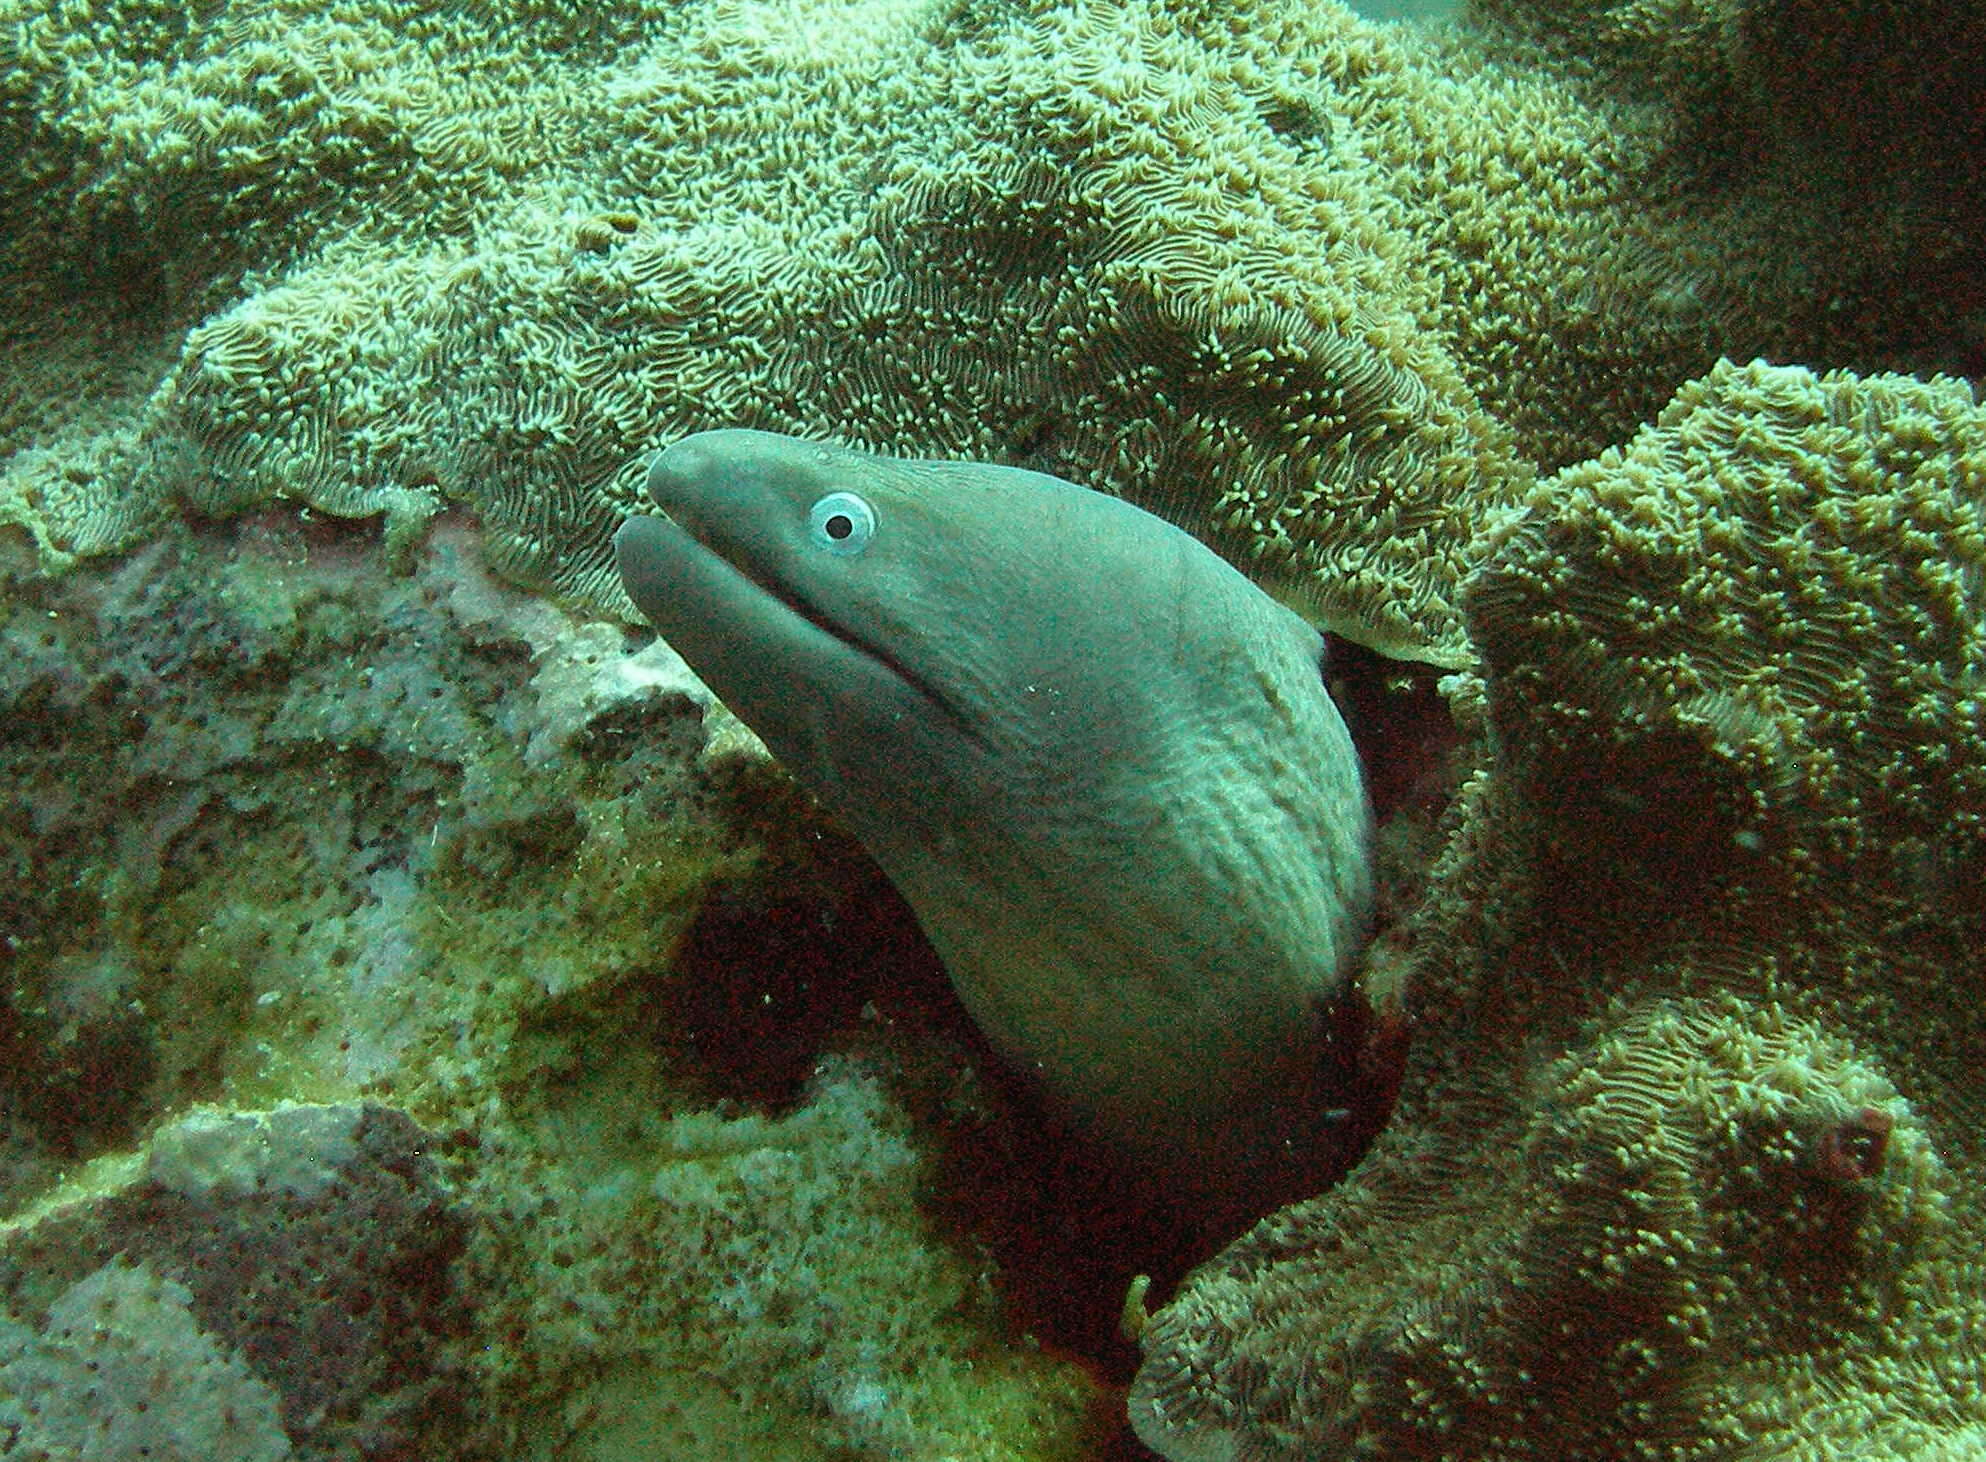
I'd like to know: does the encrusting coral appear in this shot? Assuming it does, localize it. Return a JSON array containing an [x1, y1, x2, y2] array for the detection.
[[3, 0, 1985, 1457], [5, 0, 1975, 663], [1130, 359, 1986, 1460]]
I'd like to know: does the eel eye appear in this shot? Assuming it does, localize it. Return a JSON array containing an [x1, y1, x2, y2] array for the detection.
[[808, 491, 877, 556]]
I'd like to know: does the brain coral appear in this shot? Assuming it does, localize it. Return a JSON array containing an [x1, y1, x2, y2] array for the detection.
[[4, 0, 1975, 665], [1131, 359, 1986, 1459]]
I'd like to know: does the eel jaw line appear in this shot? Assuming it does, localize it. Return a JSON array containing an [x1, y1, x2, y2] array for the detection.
[[627, 508, 967, 734]]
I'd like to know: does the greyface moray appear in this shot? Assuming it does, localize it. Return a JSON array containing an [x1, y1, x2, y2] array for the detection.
[[616, 430, 1374, 1212]]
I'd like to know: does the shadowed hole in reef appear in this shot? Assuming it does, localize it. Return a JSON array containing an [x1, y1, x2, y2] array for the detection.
[[657, 636, 1465, 1390], [658, 833, 1220, 1387], [1324, 633, 1458, 826]]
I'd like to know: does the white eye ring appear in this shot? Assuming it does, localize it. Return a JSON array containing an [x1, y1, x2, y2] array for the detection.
[[808, 491, 877, 555]]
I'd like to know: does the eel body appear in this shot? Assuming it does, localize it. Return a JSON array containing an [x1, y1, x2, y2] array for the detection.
[[615, 430, 1373, 1201]]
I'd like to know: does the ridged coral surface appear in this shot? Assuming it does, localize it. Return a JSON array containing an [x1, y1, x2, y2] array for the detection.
[[7, 0, 1971, 660], [1130, 361, 1986, 1460], [2, 0, 1982, 1458]]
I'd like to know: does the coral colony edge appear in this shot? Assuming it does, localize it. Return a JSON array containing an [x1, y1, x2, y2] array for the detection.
[[1, 1, 1981, 1459]]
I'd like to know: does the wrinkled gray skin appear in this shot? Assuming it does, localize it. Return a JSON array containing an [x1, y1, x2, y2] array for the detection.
[[615, 430, 1373, 1203]]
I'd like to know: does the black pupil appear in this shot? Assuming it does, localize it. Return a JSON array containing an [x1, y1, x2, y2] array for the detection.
[[824, 513, 854, 540]]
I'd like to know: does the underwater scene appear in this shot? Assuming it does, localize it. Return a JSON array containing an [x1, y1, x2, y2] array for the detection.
[[1, 0, 1982, 1457]]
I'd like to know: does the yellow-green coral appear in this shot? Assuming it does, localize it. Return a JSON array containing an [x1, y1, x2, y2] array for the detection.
[[1132, 360, 1986, 1459], [7, 0, 1969, 664], [5, 1, 1983, 1457]]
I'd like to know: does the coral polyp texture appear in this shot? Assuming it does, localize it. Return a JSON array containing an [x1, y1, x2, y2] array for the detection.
[[1131, 360, 1986, 1460], [2, 0, 1983, 1457], [5, 0, 1977, 661]]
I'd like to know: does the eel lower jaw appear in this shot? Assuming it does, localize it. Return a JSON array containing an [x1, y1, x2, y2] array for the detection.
[[617, 512, 976, 741], [755, 564, 971, 736]]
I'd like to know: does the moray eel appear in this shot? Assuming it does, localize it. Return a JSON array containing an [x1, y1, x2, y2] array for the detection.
[[615, 430, 1373, 1206]]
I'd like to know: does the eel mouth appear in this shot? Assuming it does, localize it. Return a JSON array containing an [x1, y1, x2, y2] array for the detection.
[[741, 541, 966, 727], [616, 511, 972, 735]]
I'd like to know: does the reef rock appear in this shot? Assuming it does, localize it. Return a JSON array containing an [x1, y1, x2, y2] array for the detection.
[[0, 1101, 469, 1460], [0, 498, 1096, 1458]]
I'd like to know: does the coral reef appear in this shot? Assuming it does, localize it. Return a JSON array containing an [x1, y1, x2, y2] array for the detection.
[[1, 1101, 468, 1459], [0, 0, 1981, 1457], [1130, 360, 1986, 1460], [6, 0, 1975, 663], [1466, 0, 1986, 431]]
